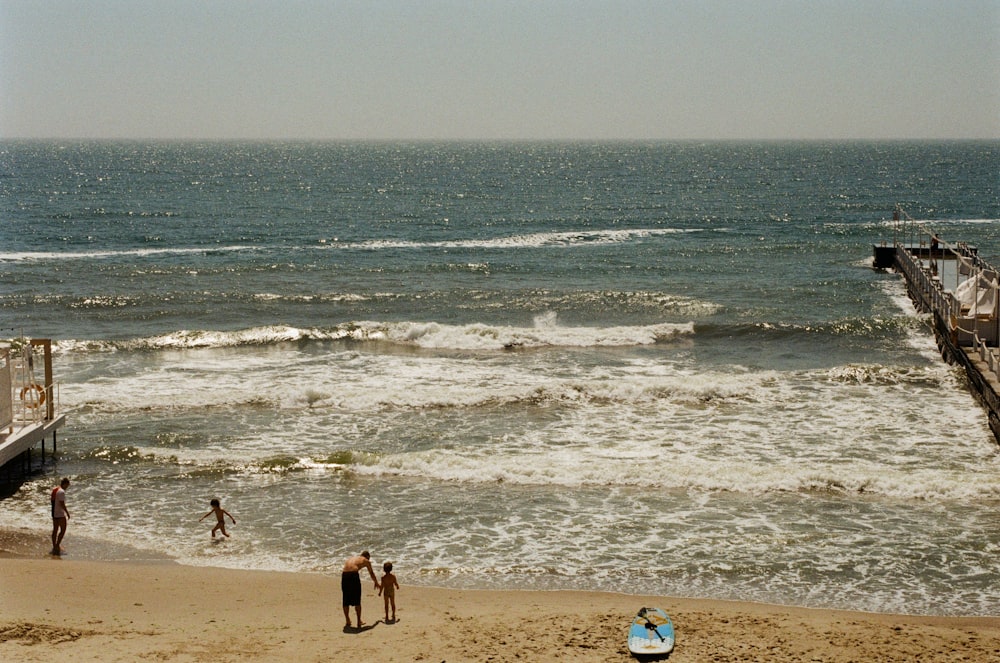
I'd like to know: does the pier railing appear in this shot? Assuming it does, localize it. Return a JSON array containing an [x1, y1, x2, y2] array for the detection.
[[2, 341, 61, 432], [973, 334, 1000, 377], [885, 207, 1000, 349]]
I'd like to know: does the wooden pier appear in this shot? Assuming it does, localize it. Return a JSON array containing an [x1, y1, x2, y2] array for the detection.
[[875, 208, 1000, 444], [0, 339, 67, 480]]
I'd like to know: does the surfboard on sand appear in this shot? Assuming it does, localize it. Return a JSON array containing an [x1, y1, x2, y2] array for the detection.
[[628, 607, 675, 656]]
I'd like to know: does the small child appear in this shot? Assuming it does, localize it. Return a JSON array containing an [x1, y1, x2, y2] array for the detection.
[[199, 498, 236, 538], [378, 561, 400, 622]]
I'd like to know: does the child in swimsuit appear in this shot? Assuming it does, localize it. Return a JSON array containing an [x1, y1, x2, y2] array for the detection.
[[199, 498, 236, 538], [378, 561, 400, 622]]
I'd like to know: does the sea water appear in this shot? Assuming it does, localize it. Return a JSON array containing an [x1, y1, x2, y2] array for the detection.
[[1, 141, 998, 615]]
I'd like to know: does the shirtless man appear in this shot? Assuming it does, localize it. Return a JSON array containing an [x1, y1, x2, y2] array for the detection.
[[342, 551, 380, 628]]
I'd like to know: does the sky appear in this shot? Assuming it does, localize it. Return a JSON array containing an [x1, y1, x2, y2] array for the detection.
[[1, 0, 998, 141]]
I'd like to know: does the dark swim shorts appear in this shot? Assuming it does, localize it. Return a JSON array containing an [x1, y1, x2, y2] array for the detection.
[[341, 571, 362, 606]]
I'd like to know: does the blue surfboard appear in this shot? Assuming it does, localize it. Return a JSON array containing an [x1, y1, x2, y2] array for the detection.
[[628, 607, 675, 656]]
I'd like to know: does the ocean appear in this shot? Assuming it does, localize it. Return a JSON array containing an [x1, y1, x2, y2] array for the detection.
[[1, 140, 998, 616]]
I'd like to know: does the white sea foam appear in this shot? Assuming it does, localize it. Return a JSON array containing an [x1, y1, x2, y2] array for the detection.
[[333, 228, 700, 250], [23, 223, 981, 282], [877, 277, 949, 362], [0, 245, 257, 262], [376, 319, 694, 350], [52, 318, 696, 355], [339, 392, 999, 501], [931, 218, 1000, 226], [0, 228, 700, 262], [57, 339, 999, 505]]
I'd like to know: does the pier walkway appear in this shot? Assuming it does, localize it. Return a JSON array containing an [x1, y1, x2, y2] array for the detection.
[[0, 339, 66, 478], [874, 208, 1000, 444]]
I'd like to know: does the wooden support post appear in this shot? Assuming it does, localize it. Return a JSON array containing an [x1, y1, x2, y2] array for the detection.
[[30, 339, 54, 422]]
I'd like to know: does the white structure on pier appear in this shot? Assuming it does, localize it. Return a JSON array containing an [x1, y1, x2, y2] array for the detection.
[[0, 339, 66, 471]]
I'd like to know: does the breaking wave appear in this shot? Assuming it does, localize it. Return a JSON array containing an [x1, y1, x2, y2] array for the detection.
[[331, 227, 701, 250], [0, 228, 699, 263], [54, 318, 696, 353]]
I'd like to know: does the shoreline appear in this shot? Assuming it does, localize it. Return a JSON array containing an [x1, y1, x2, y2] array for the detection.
[[2, 529, 999, 662]]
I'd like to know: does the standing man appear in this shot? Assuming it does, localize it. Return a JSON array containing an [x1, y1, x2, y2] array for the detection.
[[342, 551, 380, 628], [50, 477, 70, 555]]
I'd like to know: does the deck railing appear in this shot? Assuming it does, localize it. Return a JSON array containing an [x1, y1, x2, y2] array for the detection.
[[1, 340, 61, 432]]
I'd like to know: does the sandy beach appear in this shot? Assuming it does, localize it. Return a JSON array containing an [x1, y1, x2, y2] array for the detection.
[[1, 529, 997, 662]]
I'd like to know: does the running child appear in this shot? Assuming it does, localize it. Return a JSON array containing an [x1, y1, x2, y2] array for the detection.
[[199, 498, 236, 538]]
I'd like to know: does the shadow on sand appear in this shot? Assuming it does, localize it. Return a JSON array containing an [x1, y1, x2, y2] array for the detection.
[[343, 622, 378, 634]]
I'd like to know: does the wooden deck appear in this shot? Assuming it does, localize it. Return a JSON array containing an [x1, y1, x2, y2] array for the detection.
[[0, 414, 67, 468]]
